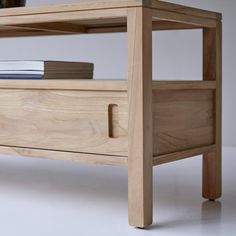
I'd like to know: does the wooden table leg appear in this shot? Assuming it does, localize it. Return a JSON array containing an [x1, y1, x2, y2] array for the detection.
[[203, 22, 222, 200], [127, 7, 153, 228]]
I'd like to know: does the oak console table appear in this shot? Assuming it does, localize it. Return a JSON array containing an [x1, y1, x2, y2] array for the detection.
[[0, 0, 222, 228]]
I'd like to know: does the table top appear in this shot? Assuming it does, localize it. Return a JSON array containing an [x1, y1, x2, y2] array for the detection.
[[0, 0, 220, 19], [0, 0, 221, 37]]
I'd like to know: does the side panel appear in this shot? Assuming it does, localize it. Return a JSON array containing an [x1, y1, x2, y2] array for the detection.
[[153, 89, 214, 156]]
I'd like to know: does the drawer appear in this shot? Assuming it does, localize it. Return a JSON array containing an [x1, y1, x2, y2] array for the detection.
[[0, 82, 214, 157], [0, 89, 128, 156]]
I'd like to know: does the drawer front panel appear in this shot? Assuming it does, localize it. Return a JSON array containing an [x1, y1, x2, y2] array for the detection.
[[0, 89, 128, 156]]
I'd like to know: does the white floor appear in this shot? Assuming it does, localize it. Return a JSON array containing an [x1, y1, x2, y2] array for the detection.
[[0, 147, 235, 236]]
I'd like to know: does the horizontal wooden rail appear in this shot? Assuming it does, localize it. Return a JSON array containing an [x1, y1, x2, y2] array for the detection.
[[153, 145, 216, 166], [0, 23, 201, 38], [152, 9, 217, 28], [9, 22, 87, 34], [0, 145, 128, 166], [152, 81, 216, 90], [88, 21, 201, 34], [0, 144, 216, 167], [0, 8, 127, 26], [150, 1, 220, 20]]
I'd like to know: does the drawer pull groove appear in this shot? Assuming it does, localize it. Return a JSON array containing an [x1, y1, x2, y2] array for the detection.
[[108, 104, 119, 138]]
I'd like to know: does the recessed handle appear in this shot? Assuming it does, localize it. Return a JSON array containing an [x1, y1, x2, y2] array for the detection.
[[108, 104, 119, 138]]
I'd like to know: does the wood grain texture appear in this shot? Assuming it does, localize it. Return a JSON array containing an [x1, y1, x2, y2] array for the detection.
[[154, 145, 216, 166], [0, 80, 215, 91], [127, 7, 153, 228], [0, 0, 219, 19], [12, 22, 87, 34], [0, 144, 216, 168], [0, 8, 127, 26], [87, 21, 202, 34], [152, 21, 201, 31], [0, 79, 128, 91], [202, 22, 222, 200], [153, 90, 214, 156], [150, 1, 220, 20], [0, 82, 216, 160], [0, 0, 220, 37], [152, 81, 216, 90], [0, 26, 68, 37], [152, 9, 217, 28], [0, 20, 202, 37], [0, 89, 128, 156], [0, 145, 127, 166]]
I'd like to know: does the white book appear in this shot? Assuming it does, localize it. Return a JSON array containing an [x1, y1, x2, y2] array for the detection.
[[0, 61, 45, 71], [0, 60, 94, 71], [0, 70, 43, 75]]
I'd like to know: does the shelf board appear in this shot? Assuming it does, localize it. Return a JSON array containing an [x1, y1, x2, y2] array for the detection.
[[0, 79, 216, 91], [0, 79, 128, 91]]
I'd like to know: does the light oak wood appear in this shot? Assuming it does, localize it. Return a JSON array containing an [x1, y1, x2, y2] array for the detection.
[[0, 89, 128, 156], [0, 26, 67, 37], [0, 80, 215, 91], [202, 22, 222, 201], [127, 7, 153, 228], [0, 0, 221, 37], [88, 21, 201, 34], [0, 8, 127, 26], [0, 144, 217, 168], [0, 22, 87, 35], [152, 21, 201, 31], [153, 90, 214, 156], [0, 21, 202, 37], [152, 81, 216, 90], [0, 0, 220, 19], [0, 79, 128, 91], [150, 1, 220, 20], [0, 83, 216, 159], [0, 145, 127, 166], [12, 22, 87, 34], [152, 9, 217, 28], [154, 145, 216, 166]]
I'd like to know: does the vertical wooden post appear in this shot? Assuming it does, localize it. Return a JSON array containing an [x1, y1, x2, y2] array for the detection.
[[203, 20, 222, 200], [127, 7, 153, 228]]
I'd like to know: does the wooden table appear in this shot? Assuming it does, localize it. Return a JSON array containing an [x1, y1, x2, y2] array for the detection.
[[0, 0, 222, 228]]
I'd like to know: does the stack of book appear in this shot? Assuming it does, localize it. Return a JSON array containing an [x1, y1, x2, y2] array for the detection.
[[0, 61, 94, 79]]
